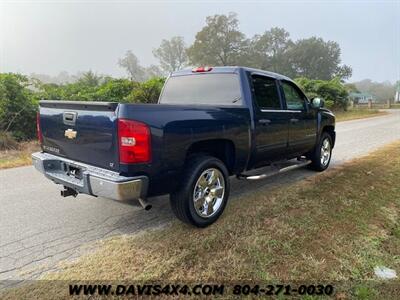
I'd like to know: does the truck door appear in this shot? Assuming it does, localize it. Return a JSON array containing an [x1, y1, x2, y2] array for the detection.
[[280, 80, 317, 157], [250, 74, 290, 167]]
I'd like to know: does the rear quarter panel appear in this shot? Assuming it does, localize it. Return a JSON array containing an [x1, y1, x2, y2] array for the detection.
[[118, 104, 251, 196]]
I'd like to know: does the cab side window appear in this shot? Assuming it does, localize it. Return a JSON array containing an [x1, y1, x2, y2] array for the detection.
[[282, 81, 306, 110], [251, 75, 281, 110]]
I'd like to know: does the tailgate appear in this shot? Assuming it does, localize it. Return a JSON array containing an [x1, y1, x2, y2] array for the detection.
[[39, 100, 120, 171]]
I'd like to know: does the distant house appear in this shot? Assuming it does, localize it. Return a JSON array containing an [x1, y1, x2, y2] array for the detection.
[[349, 92, 376, 104], [395, 86, 400, 103]]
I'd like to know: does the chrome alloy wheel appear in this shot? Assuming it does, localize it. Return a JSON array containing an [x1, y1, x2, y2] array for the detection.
[[193, 168, 225, 218], [320, 138, 331, 166]]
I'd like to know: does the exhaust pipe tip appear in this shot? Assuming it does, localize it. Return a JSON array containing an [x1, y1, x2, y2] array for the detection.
[[138, 198, 152, 211]]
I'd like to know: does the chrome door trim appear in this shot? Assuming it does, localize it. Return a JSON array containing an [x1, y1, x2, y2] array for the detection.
[[260, 109, 302, 113]]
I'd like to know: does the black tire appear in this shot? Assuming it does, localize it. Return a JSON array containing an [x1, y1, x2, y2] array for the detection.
[[170, 155, 230, 227], [309, 132, 333, 171]]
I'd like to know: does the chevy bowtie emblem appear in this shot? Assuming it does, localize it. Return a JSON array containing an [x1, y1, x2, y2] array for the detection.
[[65, 128, 77, 139]]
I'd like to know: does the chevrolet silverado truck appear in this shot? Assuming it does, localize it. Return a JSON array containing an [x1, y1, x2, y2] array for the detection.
[[32, 66, 335, 227]]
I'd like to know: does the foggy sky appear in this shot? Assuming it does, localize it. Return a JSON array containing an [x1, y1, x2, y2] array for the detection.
[[1, 0, 399, 83]]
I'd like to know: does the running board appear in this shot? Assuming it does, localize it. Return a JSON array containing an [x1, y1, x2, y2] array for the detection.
[[237, 160, 312, 180]]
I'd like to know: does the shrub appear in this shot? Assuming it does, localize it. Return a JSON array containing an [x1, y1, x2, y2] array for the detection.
[[0, 73, 38, 140], [95, 79, 136, 102], [0, 74, 165, 143], [38, 76, 166, 104], [127, 77, 166, 103], [295, 77, 349, 110]]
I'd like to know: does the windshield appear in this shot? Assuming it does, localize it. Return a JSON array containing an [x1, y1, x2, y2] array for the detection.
[[159, 73, 242, 105]]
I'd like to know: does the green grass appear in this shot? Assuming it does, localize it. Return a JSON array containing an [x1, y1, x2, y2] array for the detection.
[[388, 103, 400, 109], [334, 108, 387, 122], [3, 141, 400, 299], [0, 141, 39, 169]]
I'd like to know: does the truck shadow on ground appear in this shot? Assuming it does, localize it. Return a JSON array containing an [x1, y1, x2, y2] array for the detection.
[[113, 166, 317, 235]]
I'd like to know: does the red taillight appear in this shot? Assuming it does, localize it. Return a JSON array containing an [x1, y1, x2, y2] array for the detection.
[[192, 66, 213, 72], [36, 112, 43, 144], [118, 119, 151, 164]]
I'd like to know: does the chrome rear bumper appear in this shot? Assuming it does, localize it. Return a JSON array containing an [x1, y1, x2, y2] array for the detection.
[[32, 152, 148, 201]]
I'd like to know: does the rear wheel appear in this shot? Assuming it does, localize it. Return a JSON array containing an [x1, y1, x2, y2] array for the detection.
[[309, 132, 333, 171], [170, 155, 230, 227]]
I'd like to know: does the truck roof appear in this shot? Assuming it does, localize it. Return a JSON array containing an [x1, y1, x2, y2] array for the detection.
[[171, 66, 292, 81]]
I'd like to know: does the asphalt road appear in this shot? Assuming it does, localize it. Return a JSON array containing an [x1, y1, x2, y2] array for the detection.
[[1, 110, 399, 284]]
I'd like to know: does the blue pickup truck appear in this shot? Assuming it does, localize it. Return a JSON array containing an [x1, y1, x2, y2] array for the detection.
[[32, 66, 335, 227]]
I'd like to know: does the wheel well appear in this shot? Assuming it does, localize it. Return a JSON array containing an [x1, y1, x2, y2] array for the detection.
[[322, 125, 335, 147], [185, 139, 236, 175]]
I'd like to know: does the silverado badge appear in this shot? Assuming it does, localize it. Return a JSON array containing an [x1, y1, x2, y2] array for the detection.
[[65, 128, 77, 139]]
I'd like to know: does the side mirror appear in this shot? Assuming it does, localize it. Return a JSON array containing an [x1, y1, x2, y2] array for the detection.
[[311, 97, 324, 108]]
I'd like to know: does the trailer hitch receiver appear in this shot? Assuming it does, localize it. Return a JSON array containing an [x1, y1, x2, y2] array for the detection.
[[61, 186, 78, 198]]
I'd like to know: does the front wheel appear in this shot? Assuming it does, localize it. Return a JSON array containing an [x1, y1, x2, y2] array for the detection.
[[309, 132, 333, 171], [170, 156, 230, 227]]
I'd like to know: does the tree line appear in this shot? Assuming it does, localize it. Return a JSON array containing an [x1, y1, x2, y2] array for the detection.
[[120, 12, 352, 81]]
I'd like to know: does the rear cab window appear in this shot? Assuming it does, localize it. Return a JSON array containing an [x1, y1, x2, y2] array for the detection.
[[159, 73, 242, 106], [250, 75, 282, 110]]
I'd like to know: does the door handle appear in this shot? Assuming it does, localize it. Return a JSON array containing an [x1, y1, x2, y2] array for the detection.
[[290, 118, 299, 124], [259, 119, 271, 126]]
